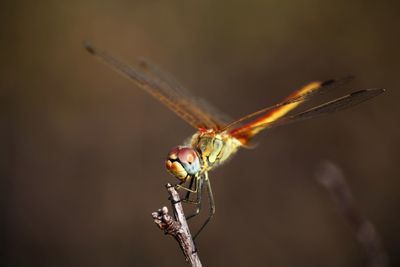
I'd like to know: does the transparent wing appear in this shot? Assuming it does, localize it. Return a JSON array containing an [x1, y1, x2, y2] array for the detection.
[[231, 88, 385, 143], [223, 76, 353, 132], [137, 58, 232, 129], [267, 88, 385, 127], [85, 43, 227, 130]]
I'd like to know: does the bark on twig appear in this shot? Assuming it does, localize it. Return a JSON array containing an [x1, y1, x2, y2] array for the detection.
[[315, 160, 388, 267], [152, 183, 202, 267]]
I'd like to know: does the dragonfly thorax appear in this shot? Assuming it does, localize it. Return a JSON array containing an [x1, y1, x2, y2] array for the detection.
[[191, 130, 242, 171]]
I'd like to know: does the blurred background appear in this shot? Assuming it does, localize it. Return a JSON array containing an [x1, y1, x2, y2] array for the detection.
[[2, 0, 399, 266]]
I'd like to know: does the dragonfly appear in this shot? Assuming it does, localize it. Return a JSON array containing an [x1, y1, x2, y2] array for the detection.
[[85, 43, 385, 239]]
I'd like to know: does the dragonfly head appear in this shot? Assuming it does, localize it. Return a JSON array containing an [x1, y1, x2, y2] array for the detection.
[[166, 146, 201, 182]]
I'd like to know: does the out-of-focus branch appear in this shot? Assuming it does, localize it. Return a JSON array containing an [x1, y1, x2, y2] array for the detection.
[[315, 160, 388, 267], [152, 183, 202, 267]]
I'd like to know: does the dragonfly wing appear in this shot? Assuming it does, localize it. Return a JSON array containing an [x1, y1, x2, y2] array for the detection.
[[232, 88, 385, 142], [224, 76, 354, 133], [229, 77, 353, 144], [137, 59, 231, 130], [85, 43, 226, 130]]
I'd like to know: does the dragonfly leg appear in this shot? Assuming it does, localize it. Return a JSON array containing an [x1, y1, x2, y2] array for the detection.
[[175, 177, 199, 193], [186, 175, 205, 221], [172, 179, 197, 205], [182, 176, 195, 203], [183, 176, 203, 204], [193, 172, 215, 240]]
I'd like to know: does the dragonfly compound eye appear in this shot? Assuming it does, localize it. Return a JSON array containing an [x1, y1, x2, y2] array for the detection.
[[166, 146, 201, 181]]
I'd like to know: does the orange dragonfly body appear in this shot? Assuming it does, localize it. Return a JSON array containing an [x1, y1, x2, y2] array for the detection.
[[85, 43, 384, 239]]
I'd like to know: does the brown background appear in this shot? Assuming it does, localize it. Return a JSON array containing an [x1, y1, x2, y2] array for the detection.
[[2, 0, 399, 266]]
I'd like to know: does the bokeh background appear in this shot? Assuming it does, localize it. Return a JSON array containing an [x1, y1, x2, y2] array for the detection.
[[2, 0, 399, 266]]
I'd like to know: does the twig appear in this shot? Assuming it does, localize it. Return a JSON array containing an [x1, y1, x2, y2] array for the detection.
[[315, 160, 388, 267], [152, 183, 202, 267]]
